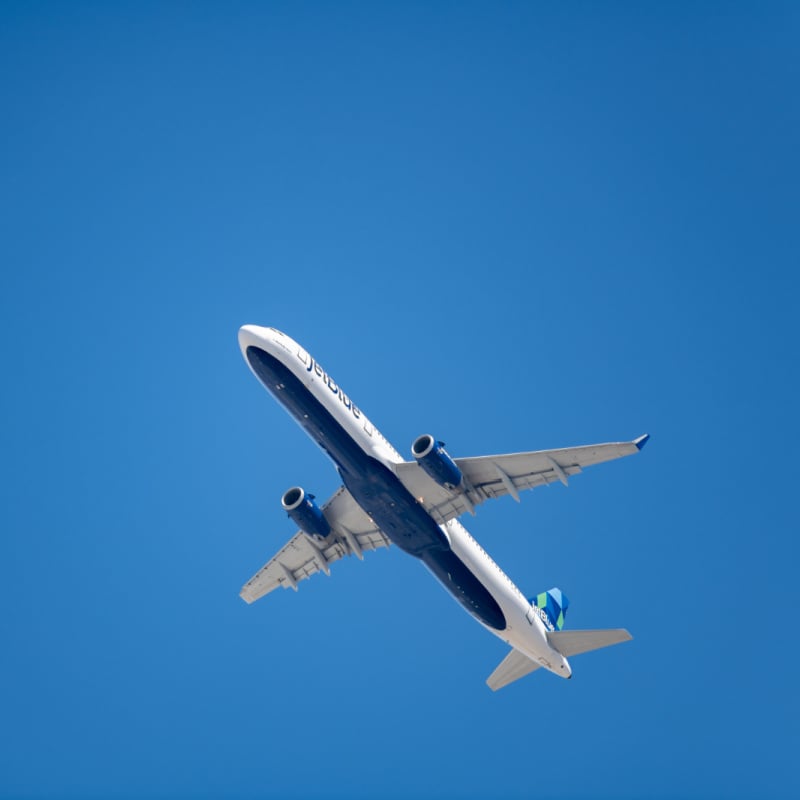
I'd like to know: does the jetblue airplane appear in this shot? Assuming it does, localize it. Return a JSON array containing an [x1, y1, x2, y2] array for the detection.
[[238, 325, 648, 690]]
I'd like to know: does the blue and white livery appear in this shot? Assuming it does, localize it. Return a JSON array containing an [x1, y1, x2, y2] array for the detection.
[[238, 325, 648, 690]]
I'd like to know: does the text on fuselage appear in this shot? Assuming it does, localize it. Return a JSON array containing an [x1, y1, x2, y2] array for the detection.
[[532, 604, 555, 632], [299, 351, 362, 420]]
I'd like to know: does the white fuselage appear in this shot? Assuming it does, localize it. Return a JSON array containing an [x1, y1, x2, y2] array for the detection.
[[239, 325, 572, 678]]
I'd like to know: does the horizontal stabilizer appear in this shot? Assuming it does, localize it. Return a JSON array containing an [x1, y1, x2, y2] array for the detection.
[[546, 628, 632, 657], [486, 648, 541, 691]]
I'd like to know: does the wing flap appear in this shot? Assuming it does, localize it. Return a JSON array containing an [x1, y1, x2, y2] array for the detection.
[[546, 628, 633, 657], [486, 648, 541, 691]]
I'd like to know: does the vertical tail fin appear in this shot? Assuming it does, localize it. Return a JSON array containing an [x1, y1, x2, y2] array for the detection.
[[532, 587, 570, 631]]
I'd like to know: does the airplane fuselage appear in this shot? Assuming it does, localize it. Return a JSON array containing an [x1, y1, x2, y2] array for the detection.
[[239, 325, 572, 678]]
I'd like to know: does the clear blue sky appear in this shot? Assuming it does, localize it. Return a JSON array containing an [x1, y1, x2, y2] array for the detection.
[[1, 2, 798, 798]]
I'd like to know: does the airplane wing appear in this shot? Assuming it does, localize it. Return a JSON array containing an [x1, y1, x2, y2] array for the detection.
[[240, 485, 391, 603], [395, 435, 649, 525]]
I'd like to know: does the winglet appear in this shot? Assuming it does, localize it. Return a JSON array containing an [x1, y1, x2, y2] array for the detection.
[[634, 433, 650, 451]]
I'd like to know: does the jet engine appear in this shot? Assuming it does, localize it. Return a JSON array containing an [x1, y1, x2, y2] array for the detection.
[[411, 434, 463, 491], [281, 486, 331, 540]]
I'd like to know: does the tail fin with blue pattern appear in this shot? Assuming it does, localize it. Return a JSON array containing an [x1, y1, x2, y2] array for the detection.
[[532, 588, 569, 631]]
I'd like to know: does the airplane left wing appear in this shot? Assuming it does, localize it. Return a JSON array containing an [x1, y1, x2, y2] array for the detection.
[[395, 435, 649, 525], [240, 485, 391, 603]]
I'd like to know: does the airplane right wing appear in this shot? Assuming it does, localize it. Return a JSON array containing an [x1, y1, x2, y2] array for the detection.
[[395, 435, 649, 525], [240, 485, 391, 604]]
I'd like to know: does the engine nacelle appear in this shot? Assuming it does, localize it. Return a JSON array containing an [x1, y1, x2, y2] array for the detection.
[[411, 434, 463, 491], [281, 486, 331, 540]]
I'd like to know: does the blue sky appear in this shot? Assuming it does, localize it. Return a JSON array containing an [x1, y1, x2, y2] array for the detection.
[[1, 2, 798, 798]]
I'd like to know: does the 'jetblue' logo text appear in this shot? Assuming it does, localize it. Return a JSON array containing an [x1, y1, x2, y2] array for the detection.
[[532, 604, 555, 632], [300, 351, 362, 420]]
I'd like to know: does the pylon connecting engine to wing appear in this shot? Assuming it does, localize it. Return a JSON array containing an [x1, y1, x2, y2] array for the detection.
[[411, 434, 464, 491], [281, 486, 331, 541]]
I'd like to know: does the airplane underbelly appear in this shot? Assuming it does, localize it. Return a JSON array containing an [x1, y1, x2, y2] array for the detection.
[[245, 345, 365, 472], [339, 462, 449, 556], [421, 549, 507, 631]]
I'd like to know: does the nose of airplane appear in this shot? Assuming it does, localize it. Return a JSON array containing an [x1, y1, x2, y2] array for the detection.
[[238, 324, 266, 355]]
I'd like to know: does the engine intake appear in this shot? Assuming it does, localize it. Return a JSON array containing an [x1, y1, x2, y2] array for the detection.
[[411, 434, 463, 491], [281, 486, 331, 540]]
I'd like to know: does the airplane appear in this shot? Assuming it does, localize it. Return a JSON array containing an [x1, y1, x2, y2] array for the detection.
[[237, 325, 648, 690]]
